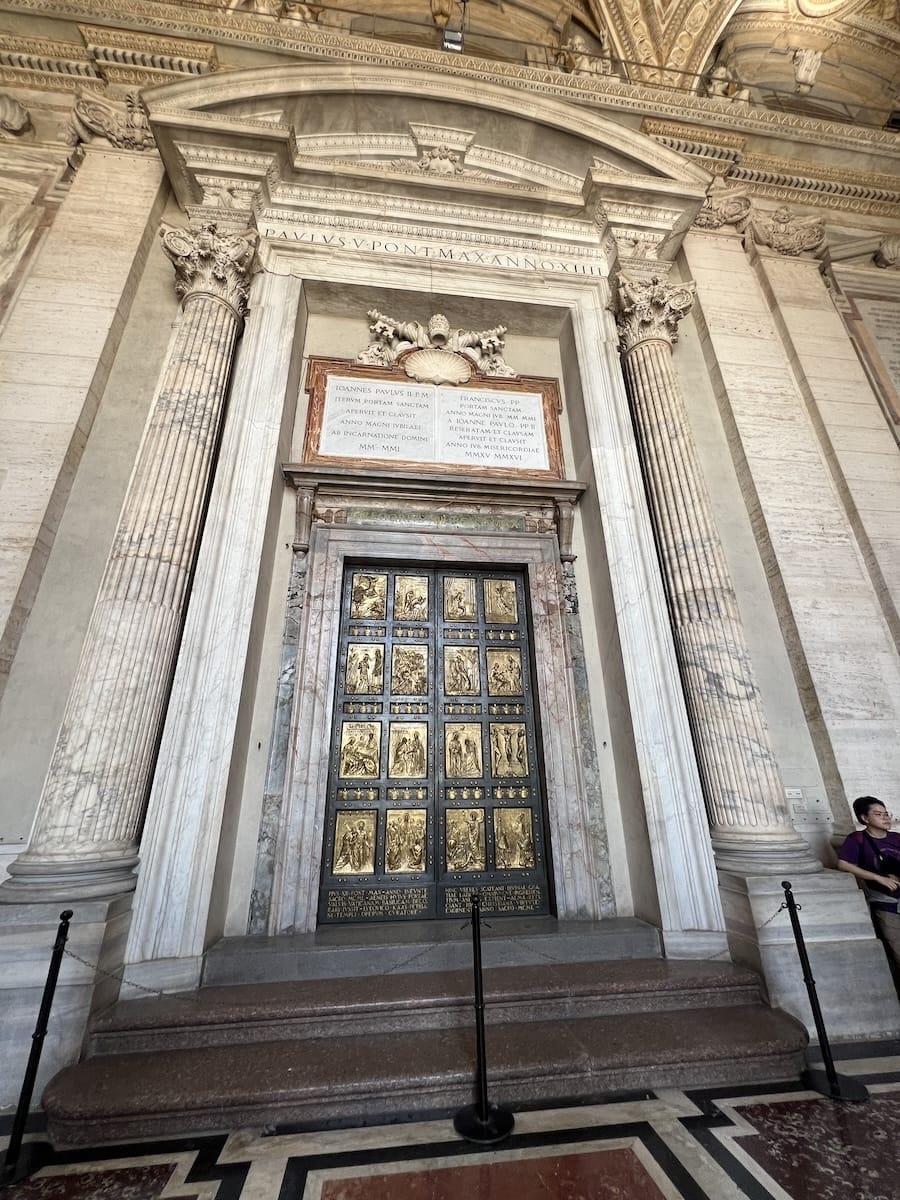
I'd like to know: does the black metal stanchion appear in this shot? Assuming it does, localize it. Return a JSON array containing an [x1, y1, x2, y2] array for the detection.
[[2, 909, 73, 1186], [780, 881, 868, 1104], [454, 896, 515, 1144]]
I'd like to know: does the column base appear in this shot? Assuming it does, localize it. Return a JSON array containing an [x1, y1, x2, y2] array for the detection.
[[711, 831, 823, 875], [0, 853, 139, 902], [720, 869, 900, 1040]]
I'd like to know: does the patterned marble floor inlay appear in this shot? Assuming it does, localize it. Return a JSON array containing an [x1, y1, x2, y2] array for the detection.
[[3, 1046, 900, 1200]]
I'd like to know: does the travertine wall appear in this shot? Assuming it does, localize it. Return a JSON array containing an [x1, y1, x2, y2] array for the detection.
[[0, 148, 165, 696], [684, 228, 900, 829]]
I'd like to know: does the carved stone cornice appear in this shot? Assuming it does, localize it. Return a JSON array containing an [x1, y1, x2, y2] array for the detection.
[[615, 274, 696, 353], [745, 204, 827, 256], [160, 223, 257, 319], [0, 24, 217, 94], [3, 0, 900, 161]]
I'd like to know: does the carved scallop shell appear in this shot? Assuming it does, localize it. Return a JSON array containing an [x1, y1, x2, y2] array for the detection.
[[402, 347, 472, 386]]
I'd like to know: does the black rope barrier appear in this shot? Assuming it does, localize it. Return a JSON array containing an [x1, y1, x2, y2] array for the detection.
[[453, 896, 515, 1144], [780, 881, 868, 1104], [2, 909, 73, 1185]]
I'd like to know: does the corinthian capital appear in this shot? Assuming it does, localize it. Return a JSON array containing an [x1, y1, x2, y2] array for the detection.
[[615, 274, 696, 353], [160, 224, 258, 318]]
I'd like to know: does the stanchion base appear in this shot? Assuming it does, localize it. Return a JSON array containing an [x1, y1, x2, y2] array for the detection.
[[804, 1067, 869, 1103], [454, 1101, 515, 1144]]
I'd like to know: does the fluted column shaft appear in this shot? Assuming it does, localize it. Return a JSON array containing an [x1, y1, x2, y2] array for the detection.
[[617, 275, 818, 874], [3, 224, 256, 898]]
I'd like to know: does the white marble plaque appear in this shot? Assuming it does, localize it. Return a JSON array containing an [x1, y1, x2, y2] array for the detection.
[[318, 376, 551, 472], [439, 387, 548, 471], [321, 376, 435, 461]]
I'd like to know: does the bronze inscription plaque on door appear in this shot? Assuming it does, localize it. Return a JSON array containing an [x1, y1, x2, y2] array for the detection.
[[318, 565, 551, 922]]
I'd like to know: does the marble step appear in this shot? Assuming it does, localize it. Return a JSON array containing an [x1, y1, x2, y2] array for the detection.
[[44, 1002, 807, 1147], [201, 917, 662, 986], [89, 960, 764, 1054]]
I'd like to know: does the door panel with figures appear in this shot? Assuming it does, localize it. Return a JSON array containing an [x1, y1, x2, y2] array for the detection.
[[318, 565, 551, 923]]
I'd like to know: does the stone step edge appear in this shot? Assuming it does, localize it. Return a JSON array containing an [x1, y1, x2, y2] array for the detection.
[[89, 985, 764, 1055]]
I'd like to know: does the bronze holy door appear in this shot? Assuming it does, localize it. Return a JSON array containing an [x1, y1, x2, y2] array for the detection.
[[318, 565, 552, 923]]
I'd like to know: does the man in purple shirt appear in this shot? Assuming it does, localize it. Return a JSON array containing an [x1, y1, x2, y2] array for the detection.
[[838, 795, 900, 978]]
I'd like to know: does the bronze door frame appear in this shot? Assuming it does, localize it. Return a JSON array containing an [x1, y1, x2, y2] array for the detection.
[[318, 563, 552, 923]]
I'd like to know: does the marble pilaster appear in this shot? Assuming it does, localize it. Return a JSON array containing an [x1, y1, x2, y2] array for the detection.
[[124, 269, 303, 991], [2, 224, 256, 901], [616, 274, 817, 875], [684, 229, 900, 833]]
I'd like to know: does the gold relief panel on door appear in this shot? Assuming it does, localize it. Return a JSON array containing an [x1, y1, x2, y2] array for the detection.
[[444, 646, 480, 696], [391, 645, 428, 695], [484, 579, 518, 624], [394, 575, 429, 622], [494, 808, 535, 869], [350, 572, 387, 620], [388, 722, 427, 778], [333, 810, 377, 875], [443, 577, 476, 622], [386, 809, 427, 873], [339, 721, 381, 778], [445, 723, 483, 777], [490, 722, 528, 777], [346, 644, 384, 695], [446, 808, 486, 872], [486, 649, 523, 696]]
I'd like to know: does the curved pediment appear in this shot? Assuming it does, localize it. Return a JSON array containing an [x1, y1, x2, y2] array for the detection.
[[143, 63, 712, 188]]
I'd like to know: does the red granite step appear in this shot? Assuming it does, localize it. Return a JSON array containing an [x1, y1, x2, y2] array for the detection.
[[45, 1002, 806, 1147], [89, 960, 764, 1053]]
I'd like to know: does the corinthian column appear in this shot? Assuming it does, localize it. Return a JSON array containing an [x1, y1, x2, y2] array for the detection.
[[616, 274, 819, 874], [2, 224, 256, 899]]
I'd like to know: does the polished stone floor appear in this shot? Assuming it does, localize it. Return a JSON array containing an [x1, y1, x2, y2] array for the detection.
[[2, 1042, 898, 1199]]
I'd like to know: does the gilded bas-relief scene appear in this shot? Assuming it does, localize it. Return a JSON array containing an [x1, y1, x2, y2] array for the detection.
[[346, 644, 384, 694], [322, 565, 549, 921], [487, 648, 523, 695], [491, 722, 528, 777], [446, 808, 486, 872], [444, 646, 480, 695], [484, 578, 518, 623], [339, 721, 381, 778], [443, 576, 476, 621], [494, 808, 536, 869], [391, 645, 428, 694], [333, 811, 377, 875], [388, 722, 427, 777], [350, 572, 387, 619], [385, 809, 427, 873], [445, 723, 483, 777], [394, 575, 429, 621]]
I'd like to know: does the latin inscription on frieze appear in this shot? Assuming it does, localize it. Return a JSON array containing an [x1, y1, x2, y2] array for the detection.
[[444, 884, 543, 914], [325, 887, 429, 920], [318, 376, 550, 472]]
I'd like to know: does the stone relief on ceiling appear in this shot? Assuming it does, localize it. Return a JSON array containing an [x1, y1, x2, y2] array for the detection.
[[557, 29, 614, 76], [791, 47, 825, 93], [358, 310, 516, 382], [746, 205, 827, 255]]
